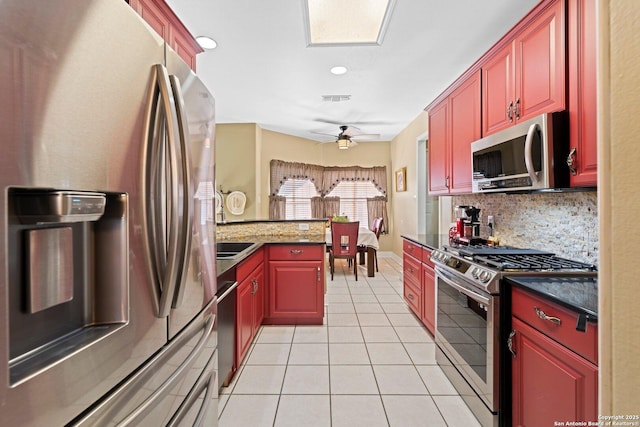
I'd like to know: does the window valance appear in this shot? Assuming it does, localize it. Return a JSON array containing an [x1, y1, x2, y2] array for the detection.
[[270, 160, 387, 198]]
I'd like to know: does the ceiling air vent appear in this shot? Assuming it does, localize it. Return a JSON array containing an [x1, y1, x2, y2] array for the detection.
[[321, 95, 351, 102]]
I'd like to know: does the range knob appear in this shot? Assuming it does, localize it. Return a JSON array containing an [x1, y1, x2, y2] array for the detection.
[[471, 267, 480, 279], [479, 270, 492, 283]]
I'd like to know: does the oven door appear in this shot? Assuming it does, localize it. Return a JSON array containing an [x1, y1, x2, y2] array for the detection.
[[435, 266, 500, 412]]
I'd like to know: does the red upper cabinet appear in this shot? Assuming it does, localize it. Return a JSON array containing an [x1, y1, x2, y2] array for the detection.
[[427, 99, 449, 194], [428, 70, 480, 195], [567, 0, 598, 187], [483, 0, 566, 135], [128, 0, 203, 70]]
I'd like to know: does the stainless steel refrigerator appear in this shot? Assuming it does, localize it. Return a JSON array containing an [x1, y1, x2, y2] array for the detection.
[[0, 1, 218, 425]]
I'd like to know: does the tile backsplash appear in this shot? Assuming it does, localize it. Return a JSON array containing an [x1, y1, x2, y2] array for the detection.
[[452, 191, 598, 265]]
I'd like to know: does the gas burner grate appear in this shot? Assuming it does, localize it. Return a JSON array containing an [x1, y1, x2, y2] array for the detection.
[[474, 254, 597, 272]]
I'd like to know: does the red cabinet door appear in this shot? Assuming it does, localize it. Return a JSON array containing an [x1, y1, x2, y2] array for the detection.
[[515, 0, 566, 123], [449, 71, 481, 193], [268, 261, 323, 320], [253, 268, 265, 332], [427, 99, 449, 195], [482, 0, 565, 135], [421, 264, 435, 336], [236, 277, 254, 366], [511, 317, 598, 426], [482, 43, 515, 136], [568, 0, 597, 187]]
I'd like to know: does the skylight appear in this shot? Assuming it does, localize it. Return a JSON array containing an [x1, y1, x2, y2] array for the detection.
[[303, 0, 396, 46]]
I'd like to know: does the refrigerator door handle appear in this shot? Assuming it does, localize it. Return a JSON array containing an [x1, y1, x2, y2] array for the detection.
[[167, 351, 217, 427], [141, 64, 182, 318], [114, 313, 215, 426], [168, 74, 194, 309]]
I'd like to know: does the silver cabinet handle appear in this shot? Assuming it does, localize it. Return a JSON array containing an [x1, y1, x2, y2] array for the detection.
[[407, 293, 414, 301], [567, 147, 577, 175], [507, 101, 514, 122], [507, 330, 516, 358], [534, 307, 562, 325], [290, 249, 303, 255], [317, 266, 321, 281], [514, 98, 521, 120]]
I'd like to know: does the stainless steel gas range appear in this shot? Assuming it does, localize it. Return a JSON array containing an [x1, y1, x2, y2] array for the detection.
[[430, 244, 597, 427]]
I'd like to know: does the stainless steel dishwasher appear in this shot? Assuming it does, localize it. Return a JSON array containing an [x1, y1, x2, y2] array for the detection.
[[216, 268, 238, 390]]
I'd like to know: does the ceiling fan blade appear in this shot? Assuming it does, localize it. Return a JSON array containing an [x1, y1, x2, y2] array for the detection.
[[310, 129, 339, 137], [351, 133, 381, 141]]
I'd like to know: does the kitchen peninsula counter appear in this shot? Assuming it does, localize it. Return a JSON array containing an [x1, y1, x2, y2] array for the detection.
[[216, 235, 326, 277]]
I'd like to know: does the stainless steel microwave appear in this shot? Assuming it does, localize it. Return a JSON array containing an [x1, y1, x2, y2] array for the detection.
[[471, 112, 569, 193]]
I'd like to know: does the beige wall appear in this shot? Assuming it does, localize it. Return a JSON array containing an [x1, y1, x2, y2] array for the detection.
[[599, 0, 640, 414], [216, 125, 393, 250], [215, 123, 258, 220], [389, 111, 429, 255]]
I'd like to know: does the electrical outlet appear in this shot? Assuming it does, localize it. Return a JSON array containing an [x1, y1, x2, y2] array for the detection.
[[298, 223, 309, 231]]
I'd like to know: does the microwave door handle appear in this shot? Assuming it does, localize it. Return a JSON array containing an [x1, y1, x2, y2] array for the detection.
[[524, 122, 540, 183], [168, 74, 194, 309]]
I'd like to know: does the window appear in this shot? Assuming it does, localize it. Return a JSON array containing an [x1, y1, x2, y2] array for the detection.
[[327, 181, 384, 225], [277, 178, 319, 219]]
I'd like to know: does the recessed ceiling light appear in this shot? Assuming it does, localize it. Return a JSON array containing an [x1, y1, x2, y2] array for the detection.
[[330, 66, 348, 75], [196, 36, 217, 50]]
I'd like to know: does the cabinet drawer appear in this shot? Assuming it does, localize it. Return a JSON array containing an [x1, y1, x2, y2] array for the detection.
[[403, 240, 423, 261], [421, 247, 435, 268], [512, 287, 598, 364], [269, 244, 324, 261], [403, 254, 421, 286], [237, 246, 264, 279], [403, 279, 421, 316]]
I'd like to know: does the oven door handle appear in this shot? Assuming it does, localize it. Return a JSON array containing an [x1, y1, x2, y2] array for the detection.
[[436, 269, 491, 305]]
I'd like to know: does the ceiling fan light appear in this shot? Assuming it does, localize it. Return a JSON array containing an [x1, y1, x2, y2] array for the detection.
[[337, 138, 350, 149]]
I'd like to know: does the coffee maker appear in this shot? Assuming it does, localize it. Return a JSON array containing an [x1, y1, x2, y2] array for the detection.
[[450, 205, 484, 245], [454, 205, 470, 238]]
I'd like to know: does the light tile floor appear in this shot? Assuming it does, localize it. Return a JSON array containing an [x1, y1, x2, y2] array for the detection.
[[218, 256, 482, 427]]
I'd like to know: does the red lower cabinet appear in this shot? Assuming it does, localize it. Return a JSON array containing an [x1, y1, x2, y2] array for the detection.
[[421, 264, 435, 335], [265, 244, 325, 325], [510, 287, 598, 426], [235, 248, 265, 367], [402, 239, 435, 336]]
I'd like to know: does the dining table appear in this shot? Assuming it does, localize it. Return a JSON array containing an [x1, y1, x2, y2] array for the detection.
[[325, 226, 379, 277]]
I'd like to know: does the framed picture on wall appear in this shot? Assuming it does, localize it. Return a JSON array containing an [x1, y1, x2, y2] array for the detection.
[[395, 167, 406, 192]]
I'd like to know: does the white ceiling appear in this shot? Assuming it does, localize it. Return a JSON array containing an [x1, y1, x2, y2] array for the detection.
[[166, 0, 540, 144]]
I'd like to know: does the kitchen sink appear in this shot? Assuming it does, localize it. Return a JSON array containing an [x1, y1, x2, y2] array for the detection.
[[215, 242, 256, 260]]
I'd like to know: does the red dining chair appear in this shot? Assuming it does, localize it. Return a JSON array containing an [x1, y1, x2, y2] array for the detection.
[[329, 221, 360, 281]]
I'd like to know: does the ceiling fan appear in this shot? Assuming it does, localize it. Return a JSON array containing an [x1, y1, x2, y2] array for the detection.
[[313, 125, 380, 149]]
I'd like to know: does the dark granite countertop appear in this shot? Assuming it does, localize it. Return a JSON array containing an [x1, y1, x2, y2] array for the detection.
[[216, 235, 326, 277], [506, 276, 598, 321], [401, 234, 449, 250]]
